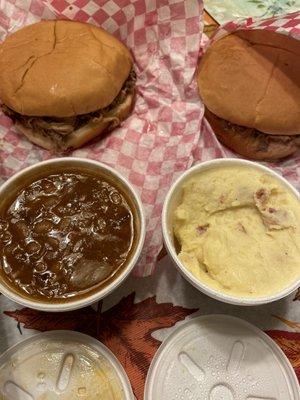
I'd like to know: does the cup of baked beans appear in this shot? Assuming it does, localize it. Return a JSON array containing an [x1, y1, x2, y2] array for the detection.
[[0, 158, 145, 311]]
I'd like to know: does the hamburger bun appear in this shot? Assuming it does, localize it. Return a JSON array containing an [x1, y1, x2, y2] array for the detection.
[[0, 20, 133, 117], [197, 29, 300, 135]]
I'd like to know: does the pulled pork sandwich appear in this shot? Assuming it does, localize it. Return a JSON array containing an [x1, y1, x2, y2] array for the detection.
[[0, 20, 135, 151], [197, 30, 300, 160]]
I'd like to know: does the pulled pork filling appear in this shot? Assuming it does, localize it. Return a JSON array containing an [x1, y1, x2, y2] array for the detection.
[[218, 115, 300, 152], [1, 69, 136, 140]]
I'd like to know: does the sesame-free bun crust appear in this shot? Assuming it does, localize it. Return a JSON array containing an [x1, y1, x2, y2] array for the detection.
[[16, 90, 134, 151], [197, 30, 300, 135], [0, 20, 133, 117]]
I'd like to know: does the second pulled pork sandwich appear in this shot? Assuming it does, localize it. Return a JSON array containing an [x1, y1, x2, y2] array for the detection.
[[197, 30, 300, 160]]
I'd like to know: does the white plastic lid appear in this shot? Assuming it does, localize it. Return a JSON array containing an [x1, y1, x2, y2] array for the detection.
[[0, 330, 134, 400], [145, 315, 300, 400]]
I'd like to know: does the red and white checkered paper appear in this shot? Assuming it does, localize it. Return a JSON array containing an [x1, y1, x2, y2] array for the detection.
[[198, 11, 300, 192], [0, 0, 204, 276]]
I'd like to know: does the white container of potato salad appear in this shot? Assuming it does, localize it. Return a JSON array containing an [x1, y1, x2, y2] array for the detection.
[[0, 330, 134, 400], [162, 158, 300, 306]]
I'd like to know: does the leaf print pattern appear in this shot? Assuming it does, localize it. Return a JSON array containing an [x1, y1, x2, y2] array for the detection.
[[248, 0, 296, 17]]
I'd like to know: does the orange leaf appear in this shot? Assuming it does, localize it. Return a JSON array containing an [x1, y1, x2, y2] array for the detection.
[[266, 330, 300, 382]]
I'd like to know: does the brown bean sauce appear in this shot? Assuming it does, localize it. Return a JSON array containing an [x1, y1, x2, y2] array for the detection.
[[0, 172, 134, 301]]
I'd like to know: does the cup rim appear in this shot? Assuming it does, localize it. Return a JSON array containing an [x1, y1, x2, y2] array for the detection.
[[0, 157, 146, 312], [162, 158, 300, 306]]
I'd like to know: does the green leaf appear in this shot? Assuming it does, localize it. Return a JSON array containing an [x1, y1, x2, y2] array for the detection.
[[248, 0, 263, 4]]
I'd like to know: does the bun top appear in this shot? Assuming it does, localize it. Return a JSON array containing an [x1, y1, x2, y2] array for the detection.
[[0, 20, 133, 117], [197, 30, 300, 135]]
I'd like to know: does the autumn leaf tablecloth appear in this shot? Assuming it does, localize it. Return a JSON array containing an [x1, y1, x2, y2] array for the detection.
[[0, 256, 299, 399]]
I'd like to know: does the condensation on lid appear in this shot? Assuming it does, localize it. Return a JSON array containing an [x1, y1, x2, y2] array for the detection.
[[0, 331, 134, 400], [145, 315, 300, 400]]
